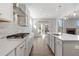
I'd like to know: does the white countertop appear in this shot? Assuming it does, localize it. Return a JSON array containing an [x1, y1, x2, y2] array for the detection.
[[47, 32, 79, 41], [54, 34, 79, 41], [0, 39, 25, 56]]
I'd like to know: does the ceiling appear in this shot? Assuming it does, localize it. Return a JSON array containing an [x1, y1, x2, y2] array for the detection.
[[26, 3, 79, 19]]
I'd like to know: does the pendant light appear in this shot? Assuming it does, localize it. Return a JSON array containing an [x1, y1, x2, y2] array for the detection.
[[73, 3, 77, 16]]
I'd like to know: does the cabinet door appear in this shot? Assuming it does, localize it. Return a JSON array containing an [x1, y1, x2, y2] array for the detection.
[[25, 35, 34, 55], [19, 3, 26, 12], [55, 38, 62, 56], [51, 36, 54, 53], [7, 50, 15, 56], [21, 43, 25, 56], [28, 36, 33, 55], [0, 3, 13, 21], [63, 41, 79, 56], [49, 35, 51, 48], [18, 16, 26, 26], [47, 34, 50, 46], [25, 39, 29, 56], [16, 42, 25, 56], [16, 45, 21, 56]]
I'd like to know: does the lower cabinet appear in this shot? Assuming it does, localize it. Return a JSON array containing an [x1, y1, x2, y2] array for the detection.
[[63, 41, 79, 56], [51, 36, 54, 53], [47, 34, 55, 53], [54, 37, 79, 56], [46, 34, 50, 45], [8, 34, 34, 56], [7, 50, 15, 56], [47, 34, 50, 46], [16, 41, 25, 56], [49, 35, 52, 48], [55, 37, 62, 56], [47, 34, 79, 56], [25, 34, 34, 56]]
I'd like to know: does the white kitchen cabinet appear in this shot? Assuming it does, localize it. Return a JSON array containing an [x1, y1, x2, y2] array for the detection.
[[47, 34, 55, 53], [49, 35, 52, 48], [54, 36, 79, 56], [0, 3, 13, 21], [25, 34, 34, 56], [7, 50, 15, 56], [19, 3, 26, 12], [47, 33, 79, 56], [63, 41, 79, 56], [51, 36, 55, 53], [18, 16, 26, 26], [27, 40, 32, 55], [47, 34, 50, 46], [13, 3, 28, 26], [55, 37, 62, 56], [16, 41, 25, 56]]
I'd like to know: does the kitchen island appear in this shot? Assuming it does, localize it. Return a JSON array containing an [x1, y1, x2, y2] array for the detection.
[[47, 33, 79, 56]]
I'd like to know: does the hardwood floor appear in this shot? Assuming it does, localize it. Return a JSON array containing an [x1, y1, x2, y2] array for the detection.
[[30, 36, 54, 56]]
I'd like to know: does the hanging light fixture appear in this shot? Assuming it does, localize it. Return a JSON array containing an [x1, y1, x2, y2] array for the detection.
[[73, 3, 77, 16], [73, 12, 76, 16], [64, 16, 67, 20]]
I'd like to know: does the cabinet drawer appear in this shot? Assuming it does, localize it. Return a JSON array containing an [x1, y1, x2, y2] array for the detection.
[[7, 50, 15, 56], [55, 38, 62, 45], [63, 41, 79, 56], [55, 37, 62, 56], [16, 42, 25, 56]]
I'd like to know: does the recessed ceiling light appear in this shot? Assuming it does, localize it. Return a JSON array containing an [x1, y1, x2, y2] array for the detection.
[[58, 5, 62, 8], [56, 5, 62, 11], [40, 9, 43, 11]]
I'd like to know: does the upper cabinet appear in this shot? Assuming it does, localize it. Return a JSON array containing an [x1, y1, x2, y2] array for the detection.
[[13, 3, 31, 27], [13, 3, 26, 17], [0, 3, 13, 22], [13, 3, 27, 26]]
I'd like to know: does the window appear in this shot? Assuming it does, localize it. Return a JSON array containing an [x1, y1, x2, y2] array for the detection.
[[58, 19, 63, 27], [76, 20, 79, 27]]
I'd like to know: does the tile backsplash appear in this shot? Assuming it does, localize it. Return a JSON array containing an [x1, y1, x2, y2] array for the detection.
[[0, 23, 30, 38]]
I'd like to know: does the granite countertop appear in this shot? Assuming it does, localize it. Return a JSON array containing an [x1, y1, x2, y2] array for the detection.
[[0, 39, 25, 56]]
